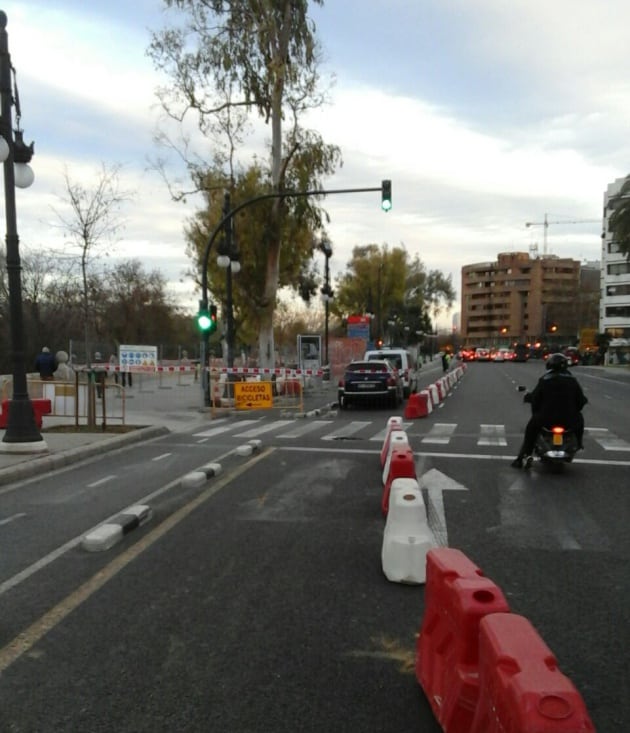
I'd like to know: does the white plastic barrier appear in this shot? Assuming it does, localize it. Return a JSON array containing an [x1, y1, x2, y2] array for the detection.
[[381, 431, 410, 486], [381, 478, 437, 584], [428, 384, 440, 405]]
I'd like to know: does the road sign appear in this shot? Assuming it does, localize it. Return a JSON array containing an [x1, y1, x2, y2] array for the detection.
[[234, 381, 273, 410]]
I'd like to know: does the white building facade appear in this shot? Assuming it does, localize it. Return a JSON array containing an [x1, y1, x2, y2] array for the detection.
[[601, 176, 630, 363]]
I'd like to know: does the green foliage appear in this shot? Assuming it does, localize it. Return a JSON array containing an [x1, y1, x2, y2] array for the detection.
[[608, 175, 630, 261], [332, 244, 455, 341]]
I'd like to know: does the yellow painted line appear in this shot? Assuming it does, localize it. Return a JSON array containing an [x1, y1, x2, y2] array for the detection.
[[0, 447, 273, 674]]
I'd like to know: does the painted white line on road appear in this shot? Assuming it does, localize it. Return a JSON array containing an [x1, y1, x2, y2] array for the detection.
[[277, 445, 630, 467], [87, 475, 116, 488], [0, 444, 246, 598], [0, 512, 26, 526], [152, 453, 172, 462]]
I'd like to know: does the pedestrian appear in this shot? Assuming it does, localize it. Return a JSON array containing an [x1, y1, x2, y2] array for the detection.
[[35, 346, 56, 381], [109, 354, 119, 385], [441, 351, 450, 373]]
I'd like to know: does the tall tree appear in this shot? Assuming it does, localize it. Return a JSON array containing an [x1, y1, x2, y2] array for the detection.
[[148, 0, 341, 368], [608, 174, 630, 260], [52, 164, 134, 367]]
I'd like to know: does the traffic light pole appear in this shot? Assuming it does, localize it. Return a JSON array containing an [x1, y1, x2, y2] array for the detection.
[[199, 182, 390, 407]]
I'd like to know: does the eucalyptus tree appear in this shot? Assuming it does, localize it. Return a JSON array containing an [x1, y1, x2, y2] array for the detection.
[[148, 0, 341, 368]]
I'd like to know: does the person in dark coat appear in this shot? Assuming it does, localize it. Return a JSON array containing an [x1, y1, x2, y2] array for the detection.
[[35, 347, 56, 380], [512, 353, 588, 468]]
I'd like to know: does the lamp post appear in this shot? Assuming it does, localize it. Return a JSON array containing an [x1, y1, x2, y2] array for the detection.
[[216, 191, 240, 369], [317, 237, 333, 366], [0, 12, 46, 453]]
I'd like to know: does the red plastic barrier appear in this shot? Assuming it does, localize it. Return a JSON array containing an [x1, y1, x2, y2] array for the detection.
[[381, 447, 416, 515], [471, 613, 595, 733], [403, 391, 431, 419], [380, 417, 405, 467], [0, 398, 51, 429], [416, 548, 510, 733]]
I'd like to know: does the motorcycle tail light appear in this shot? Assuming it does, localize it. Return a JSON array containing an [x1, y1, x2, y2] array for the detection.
[[552, 426, 565, 434]]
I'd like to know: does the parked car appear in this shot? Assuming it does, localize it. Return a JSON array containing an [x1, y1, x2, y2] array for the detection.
[[338, 359, 403, 408], [492, 348, 513, 362], [363, 347, 419, 397]]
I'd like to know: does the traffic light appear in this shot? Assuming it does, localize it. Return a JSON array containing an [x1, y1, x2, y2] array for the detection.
[[196, 302, 217, 333], [381, 179, 392, 212]]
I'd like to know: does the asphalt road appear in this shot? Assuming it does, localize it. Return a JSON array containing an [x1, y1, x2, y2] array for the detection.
[[0, 359, 628, 732]]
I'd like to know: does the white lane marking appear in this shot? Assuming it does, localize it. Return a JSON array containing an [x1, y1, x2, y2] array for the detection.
[[478, 424, 507, 446], [87, 475, 116, 488], [421, 423, 457, 444], [277, 445, 630, 467], [152, 453, 172, 462], [0, 512, 26, 526]]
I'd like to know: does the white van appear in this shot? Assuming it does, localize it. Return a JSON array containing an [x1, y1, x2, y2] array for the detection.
[[363, 348, 420, 397]]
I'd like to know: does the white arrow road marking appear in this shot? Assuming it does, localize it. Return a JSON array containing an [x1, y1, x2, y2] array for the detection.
[[418, 467, 469, 546]]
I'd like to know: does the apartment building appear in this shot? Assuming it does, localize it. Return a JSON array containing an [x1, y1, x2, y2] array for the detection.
[[601, 176, 630, 363], [460, 252, 583, 346]]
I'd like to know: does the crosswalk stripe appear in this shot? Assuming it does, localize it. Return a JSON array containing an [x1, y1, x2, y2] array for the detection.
[[585, 427, 630, 451], [277, 420, 334, 438], [191, 418, 630, 453], [369, 421, 413, 441], [421, 423, 457, 444], [478, 424, 508, 446], [194, 419, 261, 437], [234, 420, 295, 438], [321, 421, 372, 441]]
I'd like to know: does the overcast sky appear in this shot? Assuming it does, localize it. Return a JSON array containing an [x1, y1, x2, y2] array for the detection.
[[2, 1, 629, 325]]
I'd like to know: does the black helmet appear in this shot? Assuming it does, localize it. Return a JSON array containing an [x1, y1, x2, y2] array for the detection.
[[546, 353, 568, 372]]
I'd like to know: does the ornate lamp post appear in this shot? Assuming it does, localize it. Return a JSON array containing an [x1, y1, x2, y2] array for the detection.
[[0, 11, 46, 453], [216, 191, 240, 369], [318, 237, 333, 366]]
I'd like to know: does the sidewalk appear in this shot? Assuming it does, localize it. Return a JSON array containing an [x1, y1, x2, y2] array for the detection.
[[0, 378, 338, 487]]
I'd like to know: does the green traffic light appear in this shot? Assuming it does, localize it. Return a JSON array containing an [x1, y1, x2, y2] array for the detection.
[[381, 179, 392, 212], [197, 310, 212, 332]]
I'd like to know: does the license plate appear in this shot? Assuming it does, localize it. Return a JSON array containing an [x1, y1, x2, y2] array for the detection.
[[552, 433, 563, 446], [357, 383, 375, 389]]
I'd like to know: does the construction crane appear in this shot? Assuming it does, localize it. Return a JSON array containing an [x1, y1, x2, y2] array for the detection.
[[525, 212, 600, 256]]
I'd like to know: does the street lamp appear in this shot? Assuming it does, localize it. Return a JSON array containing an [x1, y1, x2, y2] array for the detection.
[[216, 191, 240, 369], [317, 237, 333, 366], [0, 12, 47, 453]]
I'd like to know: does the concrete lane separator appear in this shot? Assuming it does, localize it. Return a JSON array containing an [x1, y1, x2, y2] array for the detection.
[[235, 439, 262, 457], [82, 505, 153, 552], [181, 462, 223, 489]]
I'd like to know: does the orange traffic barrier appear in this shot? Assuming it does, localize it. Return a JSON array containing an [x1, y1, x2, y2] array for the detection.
[[380, 416, 404, 467], [416, 548, 510, 733], [403, 390, 431, 419], [471, 613, 595, 733], [381, 447, 416, 516]]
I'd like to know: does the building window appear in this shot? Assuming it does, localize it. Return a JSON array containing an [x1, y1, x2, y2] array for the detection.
[[607, 262, 630, 276], [606, 306, 630, 318]]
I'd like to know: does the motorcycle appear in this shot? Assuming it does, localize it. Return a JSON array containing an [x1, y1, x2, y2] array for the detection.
[[517, 386, 580, 469]]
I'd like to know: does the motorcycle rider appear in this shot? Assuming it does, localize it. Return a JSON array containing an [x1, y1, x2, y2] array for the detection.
[[511, 352, 588, 468]]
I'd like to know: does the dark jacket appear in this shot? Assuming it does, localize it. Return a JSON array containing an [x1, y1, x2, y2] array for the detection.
[[35, 351, 56, 378], [528, 370, 588, 428]]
